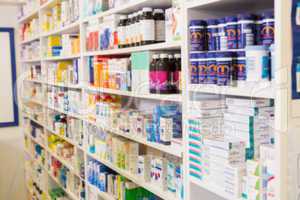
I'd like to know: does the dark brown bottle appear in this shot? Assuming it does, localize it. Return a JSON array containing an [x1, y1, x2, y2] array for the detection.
[[149, 54, 159, 93], [153, 9, 165, 43], [156, 53, 170, 94], [140, 7, 155, 45]]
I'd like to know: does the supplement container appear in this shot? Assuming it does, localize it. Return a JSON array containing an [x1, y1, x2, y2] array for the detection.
[[149, 54, 159, 93], [216, 51, 232, 86], [153, 9, 166, 43], [117, 15, 127, 48], [198, 53, 207, 84], [261, 11, 275, 46], [237, 14, 255, 48], [234, 51, 247, 82], [189, 20, 207, 51], [245, 45, 270, 82], [255, 15, 263, 45], [141, 7, 155, 45], [190, 52, 199, 84], [207, 19, 218, 51], [157, 53, 170, 94], [206, 52, 217, 84], [217, 18, 227, 50], [225, 16, 238, 49]]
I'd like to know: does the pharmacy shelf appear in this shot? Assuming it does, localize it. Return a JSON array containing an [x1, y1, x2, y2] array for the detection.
[[85, 86, 182, 102], [25, 132, 47, 149], [188, 83, 275, 99], [41, 21, 80, 37], [45, 82, 83, 89], [87, 182, 116, 200], [190, 177, 241, 200], [83, 41, 181, 56], [185, 0, 273, 9], [87, 152, 178, 200], [18, 7, 39, 23], [83, 118, 182, 158], [83, 0, 172, 22], [22, 98, 44, 106], [21, 58, 41, 63], [43, 54, 80, 61], [20, 35, 40, 45], [23, 113, 45, 126], [24, 79, 45, 84], [47, 171, 80, 200], [47, 105, 82, 119], [40, 0, 59, 10]]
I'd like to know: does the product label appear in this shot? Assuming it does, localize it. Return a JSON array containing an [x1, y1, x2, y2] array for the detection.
[[155, 20, 165, 42], [207, 61, 218, 84], [226, 24, 238, 49], [190, 27, 206, 51], [190, 61, 199, 84], [141, 19, 155, 41], [156, 71, 168, 90], [238, 23, 255, 48], [261, 21, 275, 45], [217, 61, 231, 85], [207, 27, 218, 51], [236, 60, 247, 80]]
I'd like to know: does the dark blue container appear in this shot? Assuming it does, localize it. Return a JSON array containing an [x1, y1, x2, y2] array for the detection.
[[217, 51, 232, 86], [217, 18, 227, 50], [206, 19, 218, 51], [189, 20, 207, 51], [197, 53, 207, 83], [225, 16, 238, 49], [206, 52, 218, 84], [235, 51, 246, 81], [255, 15, 263, 45], [237, 14, 255, 48], [261, 11, 275, 46], [190, 52, 199, 84]]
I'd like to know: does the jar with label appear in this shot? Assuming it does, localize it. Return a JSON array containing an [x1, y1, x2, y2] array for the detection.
[[206, 52, 217, 84], [118, 15, 127, 48], [237, 14, 255, 48], [207, 19, 218, 51], [190, 52, 199, 84], [189, 20, 207, 51], [150, 54, 159, 93], [226, 16, 238, 49], [157, 54, 170, 93], [217, 51, 232, 86], [198, 53, 207, 84], [217, 18, 227, 50], [153, 9, 165, 43], [174, 53, 181, 93], [141, 7, 155, 45], [245, 45, 270, 82], [261, 11, 275, 46]]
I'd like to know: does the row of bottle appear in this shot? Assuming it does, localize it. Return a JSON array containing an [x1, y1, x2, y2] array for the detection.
[[189, 11, 275, 51], [118, 7, 166, 48], [149, 53, 181, 94]]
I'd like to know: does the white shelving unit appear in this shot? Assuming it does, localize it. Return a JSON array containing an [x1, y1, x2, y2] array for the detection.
[[19, 0, 300, 200]]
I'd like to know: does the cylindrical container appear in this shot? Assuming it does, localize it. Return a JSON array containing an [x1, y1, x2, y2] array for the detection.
[[269, 44, 275, 80], [225, 16, 238, 49], [156, 53, 170, 94], [149, 54, 159, 93], [234, 51, 247, 81], [261, 11, 275, 46], [245, 45, 270, 82], [190, 52, 199, 84], [189, 20, 207, 51], [217, 18, 227, 50], [237, 14, 255, 48], [206, 52, 218, 84], [217, 51, 232, 86], [207, 19, 218, 51], [197, 53, 207, 84]]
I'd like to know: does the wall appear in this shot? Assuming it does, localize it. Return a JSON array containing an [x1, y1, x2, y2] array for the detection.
[[0, 4, 26, 200]]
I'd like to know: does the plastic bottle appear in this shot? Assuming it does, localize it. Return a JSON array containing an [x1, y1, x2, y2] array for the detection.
[[189, 20, 207, 51], [198, 53, 207, 84], [261, 11, 275, 46], [156, 54, 170, 94], [153, 9, 166, 43], [226, 16, 238, 49], [206, 19, 218, 51], [190, 52, 199, 84], [206, 52, 217, 84], [149, 54, 159, 93], [174, 53, 181, 93], [217, 51, 232, 86], [141, 7, 155, 45], [237, 14, 255, 48], [217, 18, 227, 50], [118, 15, 127, 48]]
